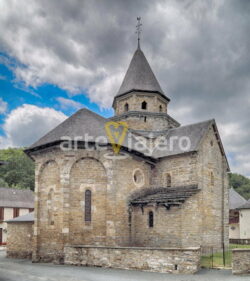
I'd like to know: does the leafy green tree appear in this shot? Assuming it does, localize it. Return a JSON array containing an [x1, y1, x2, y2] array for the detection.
[[0, 148, 35, 190], [0, 178, 9, 187], [229, 173, 250, 200]]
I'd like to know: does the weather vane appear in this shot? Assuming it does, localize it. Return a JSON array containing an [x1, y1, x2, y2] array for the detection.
[[136, 17, 142, 49]]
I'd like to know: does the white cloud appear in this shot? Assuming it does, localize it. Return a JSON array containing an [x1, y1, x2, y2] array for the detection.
[[0, 104, 67, 148], [88, 72, 124, 108], [0, 98, 7, 114], [56, 97, 83, 110]]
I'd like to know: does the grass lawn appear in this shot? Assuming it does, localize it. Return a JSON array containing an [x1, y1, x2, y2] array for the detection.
[[201, 244, 250, 268]]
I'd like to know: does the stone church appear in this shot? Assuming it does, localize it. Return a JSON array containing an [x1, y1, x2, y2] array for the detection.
[[25, 44, 229, 263]]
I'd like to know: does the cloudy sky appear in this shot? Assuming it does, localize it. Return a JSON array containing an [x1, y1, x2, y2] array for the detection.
[[0, 0, 249, 177]]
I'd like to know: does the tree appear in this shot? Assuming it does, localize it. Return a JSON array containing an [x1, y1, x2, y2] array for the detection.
[[0, 178, 9, 187], [0, 148, 35, 190], [229, 173, 250, 200]]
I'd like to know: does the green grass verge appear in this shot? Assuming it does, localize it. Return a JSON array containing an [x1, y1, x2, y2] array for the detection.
[[201, 244, 250, 268]]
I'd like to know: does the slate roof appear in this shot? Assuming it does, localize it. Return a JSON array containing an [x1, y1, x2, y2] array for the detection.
[[115, 48, 169, 100], [6, 212, 34, 223], [27, 108, 107, 150], [25, 108, 228, 166], [237, 200, 250, 210], [130, 185, 200, 207], [0, 187, 34, 208], [143, 119, 214, 158], [229, 188, 247, 210]]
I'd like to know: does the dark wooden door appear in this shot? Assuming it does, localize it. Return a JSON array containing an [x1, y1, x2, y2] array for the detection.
[[0, 228, 2, 244]]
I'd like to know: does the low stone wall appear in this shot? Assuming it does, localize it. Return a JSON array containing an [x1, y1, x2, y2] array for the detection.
[[6, 222, 33, 259], [64, 245, 200, 274], [232, 248, 250, 275]]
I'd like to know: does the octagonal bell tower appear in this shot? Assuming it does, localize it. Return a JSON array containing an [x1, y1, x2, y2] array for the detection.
[[111, 46, 180, 131]]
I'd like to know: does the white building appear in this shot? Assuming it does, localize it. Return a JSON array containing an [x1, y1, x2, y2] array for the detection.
[[229, 188, 250, 240], [238, 201, 250, 239], [0, 187, 34, 245]]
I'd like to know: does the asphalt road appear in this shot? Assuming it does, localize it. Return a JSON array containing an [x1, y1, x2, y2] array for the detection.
[[0, 250, 249, 281]]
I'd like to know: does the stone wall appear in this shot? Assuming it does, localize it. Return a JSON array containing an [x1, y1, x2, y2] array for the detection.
[[6, 222, 33, 259], [114, 91, 168, 115], [111, 91, 180, 131], [111, 112, 179, 131], [132, 205, 182, 247], [106, 153, 151, 246], [232, 249, 250, 275], [131, 194, 202, 248], [151, 153, 198, 187], [0, 207, 31, 244], [64, 245, 201, 274], [35, 159, 64, 262], [132, 153, 203, 248], [32, 147, 153, 261], [69, 157, 107, 245], [197, 127, 229, 251]]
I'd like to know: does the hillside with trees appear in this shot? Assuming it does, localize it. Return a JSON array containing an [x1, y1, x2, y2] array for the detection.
[[229, 173, 250, 200], [0, 148, 35, 190]]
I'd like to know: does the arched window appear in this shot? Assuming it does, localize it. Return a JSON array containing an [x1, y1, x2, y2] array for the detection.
[[124, 103, 129, 112], [166, 173, 171, 187], [148, 211, 154, 228], [48, 189, 54, 225], [141, 101, 147, 110], [159, 105, 162, 112], [85, 190, 92, 222], [211, 172, 214, 186]]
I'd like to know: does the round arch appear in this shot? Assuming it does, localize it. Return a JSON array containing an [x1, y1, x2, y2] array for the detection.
[[69, 157, 108, 245]]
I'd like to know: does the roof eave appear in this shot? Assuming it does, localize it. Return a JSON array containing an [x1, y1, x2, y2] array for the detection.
[[156, 150, 198, 160], [25, 140, 157, 165]]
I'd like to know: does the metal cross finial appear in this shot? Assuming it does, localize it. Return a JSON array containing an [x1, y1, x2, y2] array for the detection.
[[136, 17, 142, 49]]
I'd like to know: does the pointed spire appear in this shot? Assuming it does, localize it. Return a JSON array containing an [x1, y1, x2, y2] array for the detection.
[[115, 48, 168, 100], [113, 18, 170, 103]]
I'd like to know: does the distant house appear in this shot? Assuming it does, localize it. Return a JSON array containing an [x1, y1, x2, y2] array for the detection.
[[229, 188, 248, 240], [0, 187, 34, 245], [6, 212, 34, 258], [237, 200, 250, 239]]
